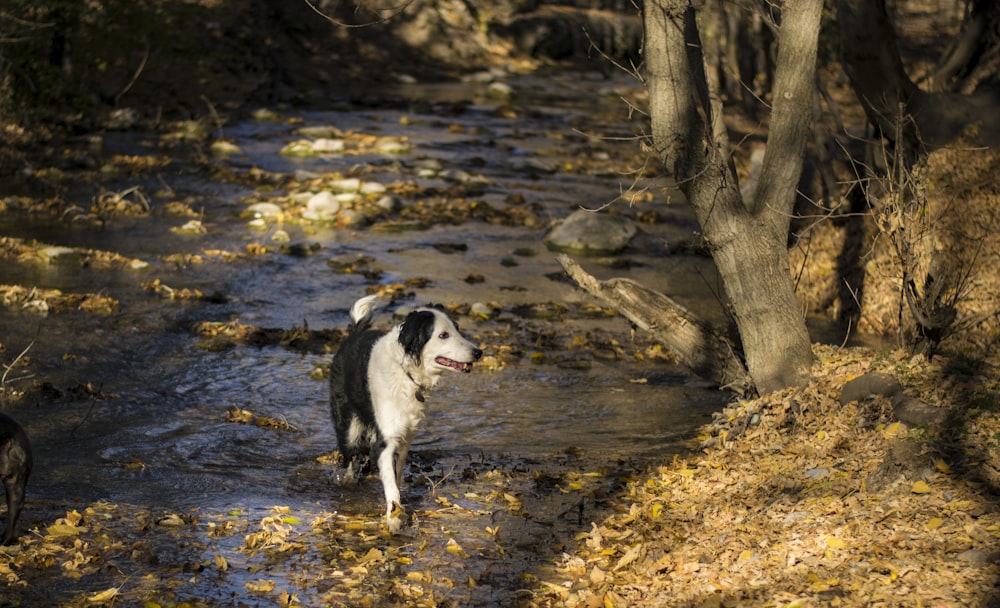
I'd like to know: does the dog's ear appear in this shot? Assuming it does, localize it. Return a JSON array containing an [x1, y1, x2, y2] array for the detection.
[[399, 310, 436, 361]]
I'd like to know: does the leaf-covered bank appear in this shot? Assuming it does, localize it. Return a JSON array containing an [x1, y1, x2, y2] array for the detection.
[[530, 344, 1000, 606]]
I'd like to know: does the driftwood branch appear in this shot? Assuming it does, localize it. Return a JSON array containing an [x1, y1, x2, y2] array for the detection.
[[557, 254, 750, 394]]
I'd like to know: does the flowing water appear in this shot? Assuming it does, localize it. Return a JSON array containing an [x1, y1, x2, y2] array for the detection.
[[0, 67, 734, 605]]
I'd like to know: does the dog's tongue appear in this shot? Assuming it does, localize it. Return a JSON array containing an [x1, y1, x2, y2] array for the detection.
[[437, 356, 473, 373]]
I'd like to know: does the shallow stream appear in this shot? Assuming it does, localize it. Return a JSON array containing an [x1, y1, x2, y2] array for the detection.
[[0, 67, 734, 605]]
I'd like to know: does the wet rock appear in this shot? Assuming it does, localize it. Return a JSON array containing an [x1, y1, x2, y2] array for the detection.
[[295, 125, 343, 139], [251, 108, 282, 121], [544, 210, 637, 255], [360, 181, 387, 195], [509, 157, 557, 174], [210, 140, 242, 156], [376, 195, 402, 212], [375, 137, 411, 154], [329, 178, 361, 193], [172, 220, 207, 235], [246, 202, 283, 220], [304, 192, 340, 221], [839, 372, 902, 405], [462, 71, 498, 84], [414, 159, 443, 177], [487, 82, 513, 98], [311, 138, 345, 154], [338, 209, 369, 229], [470, 302, 493, 318], [280, 140, 316, 157], [294, 169, 321, 182]]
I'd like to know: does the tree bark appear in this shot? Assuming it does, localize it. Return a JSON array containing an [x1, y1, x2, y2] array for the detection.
[[557, 254, 750, 394], [640, 0, 819, 395]]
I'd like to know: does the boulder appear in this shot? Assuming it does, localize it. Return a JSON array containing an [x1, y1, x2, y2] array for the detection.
[[544, 210, 637, 255]]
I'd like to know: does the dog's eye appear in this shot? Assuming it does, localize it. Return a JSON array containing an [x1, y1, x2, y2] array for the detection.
[[438, 332, 449, 340]]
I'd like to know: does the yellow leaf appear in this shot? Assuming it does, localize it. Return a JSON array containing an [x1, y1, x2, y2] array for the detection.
[[934, 459, 951, 473], [45, 524, 86, 537], [214, 554, 228, 571], [911, 480, 932, 494], [925, 517, 944, 530], [883, 422, 903, 438], [246, 579, 275, 593], [446, 539, 468, 557], [358, 548, 384, 564], [86, 588, 119, 603], [826, 536, 847, 549], [567, 482, 584, 491], [280, 516, 301, 525], [650, 504, 664, 519]]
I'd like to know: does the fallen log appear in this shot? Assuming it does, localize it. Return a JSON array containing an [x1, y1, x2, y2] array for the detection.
[[557, 254, 751, 394]]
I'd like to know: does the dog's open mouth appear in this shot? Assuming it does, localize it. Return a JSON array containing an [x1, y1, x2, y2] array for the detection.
[[435, 356, 473, 373]]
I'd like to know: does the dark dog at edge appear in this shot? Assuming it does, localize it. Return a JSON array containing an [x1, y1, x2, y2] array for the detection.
[[0, 412, 31, 544], [330, 295, 482, 532]]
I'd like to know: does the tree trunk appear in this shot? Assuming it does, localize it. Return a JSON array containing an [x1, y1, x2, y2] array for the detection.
[[639, 0, 819, 395]]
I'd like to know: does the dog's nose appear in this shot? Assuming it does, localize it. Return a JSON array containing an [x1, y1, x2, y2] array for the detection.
[[473, 348, 483, 360]]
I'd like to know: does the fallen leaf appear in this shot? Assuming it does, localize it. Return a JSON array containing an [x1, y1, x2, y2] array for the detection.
[[86, 587, 119, 603]]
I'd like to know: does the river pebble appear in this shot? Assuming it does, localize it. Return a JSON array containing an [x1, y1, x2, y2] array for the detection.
[[470, 302, 493, 318], [376, 195, 401, 212], [294, 169, 321, 182], [210, 140, 242, 156], [375, 137, 411, 154], [304, 192, 340, 220], [338, 209, 369, 228], [360, 181, 387, 195], [329, 178, 361, 193], [246, 202, 283, 220], [311, 138, 345, 154], [295, 125, 343, 139], [488, 81, 513, 98]]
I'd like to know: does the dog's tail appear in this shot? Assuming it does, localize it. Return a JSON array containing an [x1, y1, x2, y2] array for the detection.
[[348, 295, 379, 333]]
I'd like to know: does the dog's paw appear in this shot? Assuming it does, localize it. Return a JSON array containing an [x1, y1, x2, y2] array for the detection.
[[385, 503, 407, 534]]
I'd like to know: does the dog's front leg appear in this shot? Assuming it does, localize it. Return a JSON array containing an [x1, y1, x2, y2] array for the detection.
[[377, 439, 404, 533]]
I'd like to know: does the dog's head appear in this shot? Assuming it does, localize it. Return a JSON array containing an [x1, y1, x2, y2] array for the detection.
[[399, 306, 483, 374]]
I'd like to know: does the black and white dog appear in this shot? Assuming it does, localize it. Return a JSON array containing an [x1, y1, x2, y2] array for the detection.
[[330, 295, 482, 532]]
